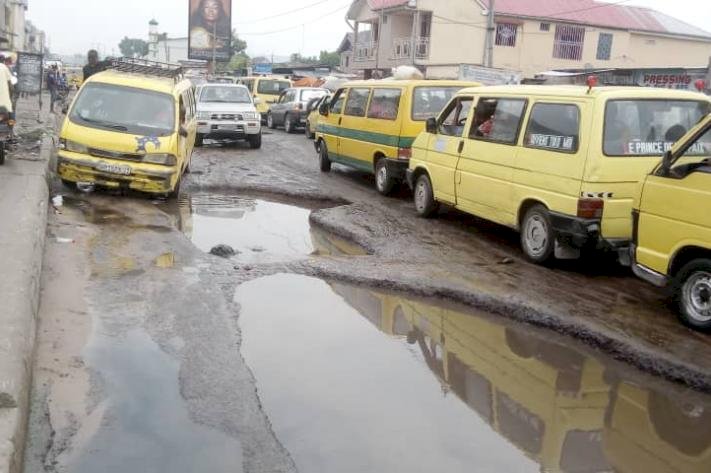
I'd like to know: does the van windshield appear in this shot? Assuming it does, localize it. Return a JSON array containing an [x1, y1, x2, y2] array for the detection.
[[604, 100, 711, 157], [257, 80, 290, 96], [69, 83, 175, 136], [412, 87, 465, 121], [200, 86, 251, 104], [679, 126, 711, 160]]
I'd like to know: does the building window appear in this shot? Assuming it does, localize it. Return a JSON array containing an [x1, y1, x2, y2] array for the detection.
[[420, 12, 432, 38], [495, 23, 518, 47], [540, 22, 550, 32], [596, 33, 613, 60], [553, 25, 585, 61], [345, 55, 350, 68]]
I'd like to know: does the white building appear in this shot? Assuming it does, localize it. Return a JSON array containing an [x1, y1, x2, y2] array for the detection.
[[145, 19, 190, 63]]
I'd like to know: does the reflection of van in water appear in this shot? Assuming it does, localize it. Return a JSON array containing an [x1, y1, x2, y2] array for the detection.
[[236, 76, 292, 120], [330, 284, 612, 472]]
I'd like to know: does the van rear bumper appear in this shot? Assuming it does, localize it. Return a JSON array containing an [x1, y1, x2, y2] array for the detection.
[[548, 211, 601, 248], [384, 158, 409, 181]]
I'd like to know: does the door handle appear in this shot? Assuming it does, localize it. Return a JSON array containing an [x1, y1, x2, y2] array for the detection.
[[458, 141, 464, 154]]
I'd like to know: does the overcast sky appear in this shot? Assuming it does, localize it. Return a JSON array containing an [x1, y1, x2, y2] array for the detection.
[[27, 0, 711, 59]]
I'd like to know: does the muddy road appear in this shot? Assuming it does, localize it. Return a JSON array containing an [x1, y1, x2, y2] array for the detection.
[[23, 130, 711, 472]]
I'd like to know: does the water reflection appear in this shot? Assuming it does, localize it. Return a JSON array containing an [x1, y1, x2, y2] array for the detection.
[[237, 274, 711, 473]]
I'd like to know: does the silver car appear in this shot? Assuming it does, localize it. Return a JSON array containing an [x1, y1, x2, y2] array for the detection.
[[196, 84, 262, 148], [266, 87, 330, 133]]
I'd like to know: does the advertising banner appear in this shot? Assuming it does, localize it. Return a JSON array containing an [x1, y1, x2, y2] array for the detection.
[[188, 0, 232, 62]]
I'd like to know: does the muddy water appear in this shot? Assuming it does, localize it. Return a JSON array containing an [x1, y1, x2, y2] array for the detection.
[[237, 274, 711, 473]]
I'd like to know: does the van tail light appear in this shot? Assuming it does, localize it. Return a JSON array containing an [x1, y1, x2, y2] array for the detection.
[[577, 198, 604, 219], [397, 147, 412, 160]]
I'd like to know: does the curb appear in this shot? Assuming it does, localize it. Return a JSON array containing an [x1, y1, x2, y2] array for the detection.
[[0, 127, 53, 473]]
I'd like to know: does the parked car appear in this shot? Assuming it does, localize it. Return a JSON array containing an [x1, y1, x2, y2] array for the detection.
[[195, 83, 262, 149], [305, 94, 331, 140], [236, 76, 292, 122], [406, 84, 711, 264], [267, 87, 330, 133], [631, 112, 711, 330], [56, 59, 196, 198], [315, 79, 481, 195]]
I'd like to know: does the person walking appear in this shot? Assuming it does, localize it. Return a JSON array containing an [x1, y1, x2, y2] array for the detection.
[[82, 50, 110, 82], [0, 55, 14, 120], [47, 65, 60, 113]]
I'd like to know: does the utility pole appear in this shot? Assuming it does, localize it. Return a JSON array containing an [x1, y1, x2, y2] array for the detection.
[[483, 0, 495, 68]]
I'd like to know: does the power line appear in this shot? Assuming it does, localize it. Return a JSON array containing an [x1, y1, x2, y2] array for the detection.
[[239, 2, 350, 36], [234, 0, 334, 24]]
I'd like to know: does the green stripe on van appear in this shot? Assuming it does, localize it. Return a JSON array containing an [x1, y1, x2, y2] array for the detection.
[[317, 123, 415, 149], [328, 152, 373, 172]]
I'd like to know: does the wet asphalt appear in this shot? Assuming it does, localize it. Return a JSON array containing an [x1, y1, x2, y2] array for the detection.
[[22, 129, 711, 473]]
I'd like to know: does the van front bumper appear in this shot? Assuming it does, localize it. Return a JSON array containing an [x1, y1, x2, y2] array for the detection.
[[630, 244, 669, 287], [57, 153, 177, 194]]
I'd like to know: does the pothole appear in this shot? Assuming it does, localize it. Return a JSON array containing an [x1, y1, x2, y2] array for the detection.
[[236, 273, 711, 473]]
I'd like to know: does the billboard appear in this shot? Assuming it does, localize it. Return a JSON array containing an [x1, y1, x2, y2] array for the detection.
[[16, 52, 43, 94], [188, 0, 232, 62]]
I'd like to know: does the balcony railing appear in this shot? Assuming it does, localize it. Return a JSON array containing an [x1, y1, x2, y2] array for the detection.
[[354, 41, 377, 62], [392, 37, 430, 60]]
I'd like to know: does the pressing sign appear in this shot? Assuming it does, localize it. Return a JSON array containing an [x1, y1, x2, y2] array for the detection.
[[528, 133, 575, 151]]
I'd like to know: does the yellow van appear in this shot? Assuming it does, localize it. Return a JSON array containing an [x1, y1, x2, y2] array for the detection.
[[236, 76, 292, 121], [407, 85, 711, 263], [631, 112, 711, 330], [56, 60, 197, 198], [315, 79, 481, 195]]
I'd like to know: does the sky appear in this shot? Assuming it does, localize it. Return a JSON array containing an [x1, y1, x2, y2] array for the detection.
[[27, 0, 711, 59]]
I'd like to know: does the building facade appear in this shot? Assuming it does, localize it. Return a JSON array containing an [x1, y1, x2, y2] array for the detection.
[[345, 0, 711, 80]]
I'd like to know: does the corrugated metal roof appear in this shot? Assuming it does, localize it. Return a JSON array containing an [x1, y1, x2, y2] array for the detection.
[[487, 0, 711, 38]]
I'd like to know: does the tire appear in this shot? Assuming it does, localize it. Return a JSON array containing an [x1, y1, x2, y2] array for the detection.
[[60, 179, 75, 189], [413, 173, 439, 218], [195, 134, 204, 148], [167, 176, 181, 199], [375, 158, 396, 196], [520, 205, 555, 264], [284, 114, 294, 133], [267, 113, 276, 130], [674, 259, 711, 331], [319, 141, 331, 173], [248, 133, 262, 149]]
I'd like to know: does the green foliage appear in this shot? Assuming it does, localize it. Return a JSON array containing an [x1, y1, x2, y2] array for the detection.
[[216, 31, 249, 73], [319, 50, 340, 68], [118, 37, 149, 58], [289, 53, 318, 65]]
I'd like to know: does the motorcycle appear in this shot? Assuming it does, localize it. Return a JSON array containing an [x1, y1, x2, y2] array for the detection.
[[0, 106, 14, 165]]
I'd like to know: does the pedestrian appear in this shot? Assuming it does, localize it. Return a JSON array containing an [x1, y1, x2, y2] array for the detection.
[[0, 55, 14, 121], [47, 65, 60, 113], [82, 49, 108, 81]]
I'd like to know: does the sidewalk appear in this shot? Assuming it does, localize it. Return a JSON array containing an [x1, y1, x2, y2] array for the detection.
[[0, 94, 56, 473]]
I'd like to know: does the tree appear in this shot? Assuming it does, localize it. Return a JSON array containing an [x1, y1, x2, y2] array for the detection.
[[118, 37, 149, 58], [319, 50, 340, 68], [289, 53, 317, 65], [216, 30, 249, 73]]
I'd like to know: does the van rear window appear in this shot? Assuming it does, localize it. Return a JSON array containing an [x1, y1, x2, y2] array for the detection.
[[257, 80, 290, 95], [412, 87, 463, 121], [604, 100, 711, 156]]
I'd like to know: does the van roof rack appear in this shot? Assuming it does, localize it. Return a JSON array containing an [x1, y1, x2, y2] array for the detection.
[[108, 57, 183, 80]]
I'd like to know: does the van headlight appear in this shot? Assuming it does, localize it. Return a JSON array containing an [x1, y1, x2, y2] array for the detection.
[[143, 153, 177, 166], [197, 111, 211, 120], [59, 139, 89, 153]]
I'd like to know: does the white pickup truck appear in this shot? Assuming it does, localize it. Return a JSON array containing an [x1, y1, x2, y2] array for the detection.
[[196, 83, 262, 149]]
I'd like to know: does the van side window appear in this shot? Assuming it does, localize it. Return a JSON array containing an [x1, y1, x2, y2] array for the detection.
[[524, 103, 580, 153], [438, 97, 473, 137], [367, 88, 402, 120], [344, 88, 371, 117], [179, 96, 187, 124], [470, 98, 526, 144], [330, 88, 346, 114]]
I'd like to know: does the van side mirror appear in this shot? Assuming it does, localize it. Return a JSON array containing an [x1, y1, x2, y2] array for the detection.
[[659, 150, 673, 176], [319, 102, 330, 117], [426, 117, 437, 134], [179, 125, 189, 138]]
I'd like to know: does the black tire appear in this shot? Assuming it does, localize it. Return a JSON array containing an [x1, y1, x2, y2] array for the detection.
[[319, 141, 331, 173], [674, 259, 711, 331], [166, 175, 181, 199], [248, 133, 262, 149], [195, 134, 204, 148], [267, 113, 276, 130], [413, 174, 439, 217], [284, 114, 294, 133], [375, 158, 396, 196], [60, 179, 75, 189], [520, 205, 555, 264]]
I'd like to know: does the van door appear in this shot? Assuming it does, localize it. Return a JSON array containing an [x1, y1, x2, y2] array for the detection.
[[339, 87, 373, 171], [456, 97, 527, 227], [320, 88, 346, 159], [424, 96, 474, 204]]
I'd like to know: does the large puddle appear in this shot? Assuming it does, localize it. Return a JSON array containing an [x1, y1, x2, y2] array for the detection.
[[176, 193, 366, 261], [237, 274, 711, 473]]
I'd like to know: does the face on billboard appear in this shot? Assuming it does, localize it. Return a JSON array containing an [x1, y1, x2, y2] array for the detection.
[[189, 0, 232, 61]]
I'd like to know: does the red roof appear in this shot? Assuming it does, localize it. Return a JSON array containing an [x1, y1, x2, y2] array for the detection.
[[486, 0, 711, 38]]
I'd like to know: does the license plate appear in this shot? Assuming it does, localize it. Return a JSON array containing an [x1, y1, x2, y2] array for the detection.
[[218, 124, 238, 131], [97, 162, 131, 175]]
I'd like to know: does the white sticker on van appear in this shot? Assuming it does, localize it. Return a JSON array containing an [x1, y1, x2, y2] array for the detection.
[[624, 140, 706, 155], [528, 134, 575, 151], [434, 138, 446, 152]]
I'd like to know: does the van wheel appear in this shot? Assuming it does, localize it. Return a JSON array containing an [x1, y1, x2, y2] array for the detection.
[[167, 176, 181, 199], [375, 159, 396, 196], [414, 174, 439, 218], [61, 179, 75, 189], [284, 114, 294, 133], [521, 205, 555, 264], [675, 259, 711, 331], [184, 155, 192, 174], [195, 134, 204, 147], [267, 113, 276, 130], [248, 133, 262, 149], [319, 142, 331, 173]]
